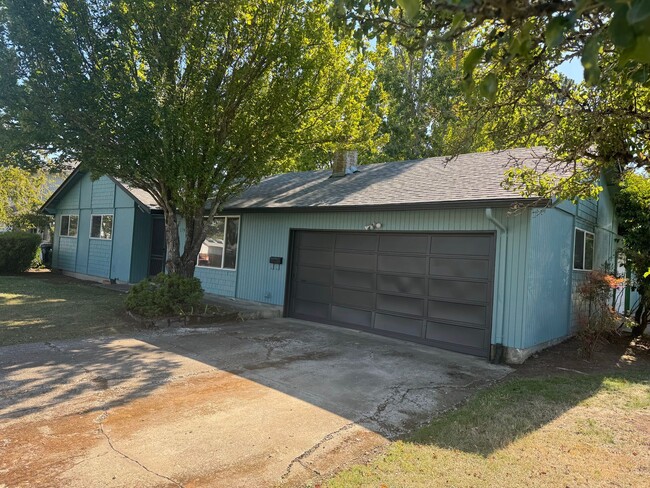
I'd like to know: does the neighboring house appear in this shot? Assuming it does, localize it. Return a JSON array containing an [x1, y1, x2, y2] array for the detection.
[[42, 148, 621, 363]]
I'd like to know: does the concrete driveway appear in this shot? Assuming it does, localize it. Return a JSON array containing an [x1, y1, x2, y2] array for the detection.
[[0, 318, 510, 487]]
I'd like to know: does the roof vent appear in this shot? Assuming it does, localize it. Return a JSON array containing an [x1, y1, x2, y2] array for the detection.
[[331, 150, 358, 177]]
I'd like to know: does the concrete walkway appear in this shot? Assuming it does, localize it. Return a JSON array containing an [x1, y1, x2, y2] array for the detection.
[[0, 319, 510, 487]]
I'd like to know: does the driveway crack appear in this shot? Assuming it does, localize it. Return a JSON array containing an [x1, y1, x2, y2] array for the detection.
[[281, 422, 355, 480], [98, 416, 184, 488]]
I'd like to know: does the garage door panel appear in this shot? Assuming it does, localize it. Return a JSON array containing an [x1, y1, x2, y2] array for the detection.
[[336, 234, 377, 251], [377, 293, 425, 317], [379, 234, 429, 254], [425, 321, 486, 348], [377, 274, 426, 296], [298, 265, 331, 285], [331, 305, 372, 328], [428, 278, 488, 302], [427, 300, 486, 326], [334, 251, 376, 271], [289, 231, 494, 357], [293, 300, 329, 320], [300, 232, 335, 249], [333, 269, 375, 290], [430, 235, 492, 256], [332, 288, 375, 309], [429, 257, 489, 279], [296, 283, 331, 303], [375, 313, 423, 337], [299, 249, 332, 267], [378, 255, 427, 274]]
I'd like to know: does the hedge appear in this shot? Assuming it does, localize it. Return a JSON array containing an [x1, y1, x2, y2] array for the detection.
[[0, 231, 42, 273]]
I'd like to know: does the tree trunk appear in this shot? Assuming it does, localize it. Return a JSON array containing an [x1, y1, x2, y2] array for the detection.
[[162, 206, 208, 279]]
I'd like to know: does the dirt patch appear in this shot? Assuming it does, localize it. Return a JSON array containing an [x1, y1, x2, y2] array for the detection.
[[511, 334, 650, 379]]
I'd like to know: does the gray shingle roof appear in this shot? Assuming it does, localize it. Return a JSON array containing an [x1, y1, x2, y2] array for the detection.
[[225, 147, 553, 211]]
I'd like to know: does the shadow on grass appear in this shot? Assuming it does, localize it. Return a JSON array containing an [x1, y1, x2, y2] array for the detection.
[[408, 368, 650, 456]]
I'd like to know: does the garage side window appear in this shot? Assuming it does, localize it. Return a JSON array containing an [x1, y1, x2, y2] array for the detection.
[[90, 214, 113, 240], [197, 216, 240, 270], [573, 228, 594, 270], [60, 215, 78, 237]]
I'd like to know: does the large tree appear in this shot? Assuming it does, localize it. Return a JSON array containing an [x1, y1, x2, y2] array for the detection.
[[334, 0, 650, 198], [0, 0, 382, 276]]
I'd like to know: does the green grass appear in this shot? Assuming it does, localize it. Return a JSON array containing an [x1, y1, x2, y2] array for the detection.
[[0, 273, 136, 346], [326, 370, 650, 488]]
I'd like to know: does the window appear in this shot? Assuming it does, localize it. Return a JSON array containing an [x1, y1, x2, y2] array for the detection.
[[574, 228, 594, 270], [60, 215, 78, 237], [197, 216, 240, 270], [90, 214, 113, 240]]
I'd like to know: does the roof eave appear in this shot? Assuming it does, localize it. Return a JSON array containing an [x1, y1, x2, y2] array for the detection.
[[223, 197, 551, 214]]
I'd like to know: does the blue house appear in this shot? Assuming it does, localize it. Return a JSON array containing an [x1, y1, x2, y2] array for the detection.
[[43, 148, 621, 363]]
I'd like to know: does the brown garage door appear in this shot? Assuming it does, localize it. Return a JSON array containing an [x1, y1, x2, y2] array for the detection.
[[287, 231, 495, 357]]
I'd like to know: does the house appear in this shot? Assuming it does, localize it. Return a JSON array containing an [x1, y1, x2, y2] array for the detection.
[[42, 148, 620, 363]]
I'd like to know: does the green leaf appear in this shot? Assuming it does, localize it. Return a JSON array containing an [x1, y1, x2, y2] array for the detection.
[[644, 268, 650, 278], [451, 12, 465, 32], [463, 47, 484, 75], [545, 16, 568, 49], [627, 0, 650, 25], [609, 6, 635, 48], [397, 0, 421, 20], [621, 35, 650, 64], [478, 73, 498, 101], [582, 35, 601, 85]]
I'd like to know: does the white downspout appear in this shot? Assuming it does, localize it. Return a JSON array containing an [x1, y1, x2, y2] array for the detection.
[[485, 208, 507, 360]]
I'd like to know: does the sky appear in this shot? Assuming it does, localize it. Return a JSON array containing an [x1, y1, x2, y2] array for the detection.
[[556, 56, 583, 83]]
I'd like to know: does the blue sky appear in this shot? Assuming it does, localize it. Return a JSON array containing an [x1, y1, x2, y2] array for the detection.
[[557, 57, 583, 82]]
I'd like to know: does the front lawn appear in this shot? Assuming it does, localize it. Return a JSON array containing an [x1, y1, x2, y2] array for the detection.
[[327, 339, 650, 488], [0, 272, 135, 346]]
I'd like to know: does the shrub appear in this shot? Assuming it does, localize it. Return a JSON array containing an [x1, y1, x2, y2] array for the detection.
[[125, 273, 204, 318], [576, 269, 626, 357], [0, 231, 42, 273]]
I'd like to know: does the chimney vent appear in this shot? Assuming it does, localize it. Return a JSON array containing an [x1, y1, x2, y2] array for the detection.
[[331, 150, 358, 177]]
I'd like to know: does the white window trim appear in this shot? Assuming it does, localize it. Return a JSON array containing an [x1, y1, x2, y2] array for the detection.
[[89, 214, 114, 240], [573, 227, 595, 271], [59, 214, 79, 238], [195, 215, 240, 272]]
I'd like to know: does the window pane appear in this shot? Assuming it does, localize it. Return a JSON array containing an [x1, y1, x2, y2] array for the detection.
[[224, 217, 239, 269], [574, 229, 584, 269], [584, 233, 594, 270], [68, 216, 78, 237], [101, 215, 113, 239], [91, 216, 102, 238], [61, 216, 70, 236], [198, 217, 225, 268]]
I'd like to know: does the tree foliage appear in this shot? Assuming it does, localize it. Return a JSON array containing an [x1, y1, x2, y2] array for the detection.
[[615, 171, 650, 334], [0, 166, 52, 229], [1, 0, 382, 276], [334, 0, 650, 199]]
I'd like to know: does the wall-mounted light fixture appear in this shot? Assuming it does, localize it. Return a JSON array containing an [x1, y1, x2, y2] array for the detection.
[[364, 222, 382, 231]]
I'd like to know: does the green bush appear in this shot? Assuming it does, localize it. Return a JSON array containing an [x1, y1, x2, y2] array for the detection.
[[125, 273, 204, 318], [0, 232, 42, 273]]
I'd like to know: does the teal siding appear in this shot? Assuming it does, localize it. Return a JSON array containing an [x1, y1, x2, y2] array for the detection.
[[130, 208, 153, 282], [194, 267, 237, 296], [524, 207, 574, 347], [229, 207, 531, 350], [50, 173, 143, 283]]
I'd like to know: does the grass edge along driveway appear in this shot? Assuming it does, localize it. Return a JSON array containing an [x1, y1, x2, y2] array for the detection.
[[325, 367, 650, 488]]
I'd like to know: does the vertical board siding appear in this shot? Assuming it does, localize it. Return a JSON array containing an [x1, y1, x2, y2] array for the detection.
[[525, 208, 574, 348], [230, 207, 530, 349], [56, 235, 77, 270]]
